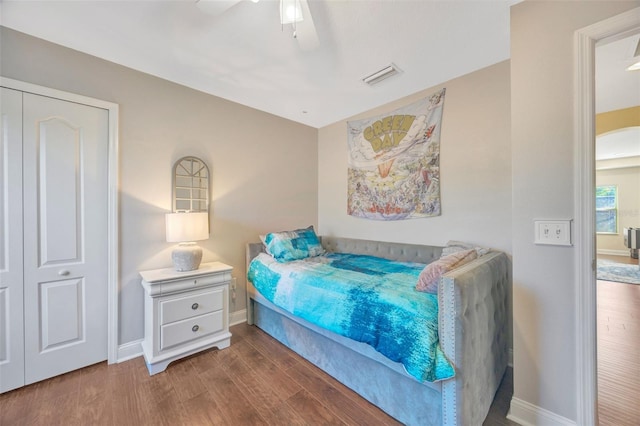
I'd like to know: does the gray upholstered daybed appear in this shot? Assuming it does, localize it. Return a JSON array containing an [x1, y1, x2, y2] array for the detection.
[[246, 236, 510, 426]]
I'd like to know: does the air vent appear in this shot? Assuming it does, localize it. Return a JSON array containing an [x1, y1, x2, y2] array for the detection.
[[362, 64, 400, 86]]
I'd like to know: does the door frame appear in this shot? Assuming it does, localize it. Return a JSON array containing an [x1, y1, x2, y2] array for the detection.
[[0, 77, 119, 365], [574, 8, 640, 426]]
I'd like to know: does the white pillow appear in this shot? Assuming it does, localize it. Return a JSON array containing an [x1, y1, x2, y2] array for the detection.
[[416, 249, 478, 293], [441, 240, 490, 258]]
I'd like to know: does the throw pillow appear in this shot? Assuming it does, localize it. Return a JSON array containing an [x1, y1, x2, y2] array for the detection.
[[262, 226, 325, 262], [416, 249, 478, 293]]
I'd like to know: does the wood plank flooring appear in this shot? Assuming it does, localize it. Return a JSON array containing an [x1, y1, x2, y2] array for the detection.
[[0, 322, 515, 426], [597, 254, 640, 426]]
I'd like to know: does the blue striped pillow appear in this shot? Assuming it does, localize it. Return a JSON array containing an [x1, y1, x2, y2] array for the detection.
[[263, 226, 325, 262]]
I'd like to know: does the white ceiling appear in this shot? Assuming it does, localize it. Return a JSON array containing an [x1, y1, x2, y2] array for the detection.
[[596, 33, 640, 114], [0, 0, 519, 128]]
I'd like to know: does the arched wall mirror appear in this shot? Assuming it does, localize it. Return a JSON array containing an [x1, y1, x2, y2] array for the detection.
[[172, 156, 210, 212]]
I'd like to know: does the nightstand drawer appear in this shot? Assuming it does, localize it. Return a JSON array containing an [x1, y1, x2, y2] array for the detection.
[[161, 310, 224, 350], [158, 272, 231, 295], [160, 288, 224, 325]]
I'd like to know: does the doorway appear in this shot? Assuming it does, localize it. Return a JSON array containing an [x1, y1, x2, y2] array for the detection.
[[575, 8, 640, 426], [595, 34, 640, 425]]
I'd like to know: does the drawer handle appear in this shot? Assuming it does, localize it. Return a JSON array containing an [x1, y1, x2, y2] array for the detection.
[[58, 269, 70, 276], [193, 279, 198, 285], [191, 303, 199, 310], [192, 325, 199, 332]]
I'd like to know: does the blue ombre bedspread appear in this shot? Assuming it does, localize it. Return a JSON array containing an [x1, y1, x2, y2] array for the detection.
[[247, 252, 455, 382]]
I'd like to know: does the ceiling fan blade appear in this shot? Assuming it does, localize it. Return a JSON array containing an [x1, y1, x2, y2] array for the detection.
[[634, 38, 640, 57]]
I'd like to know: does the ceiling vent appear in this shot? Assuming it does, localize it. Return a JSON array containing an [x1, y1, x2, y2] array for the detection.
[[362, 64, 400, 86]]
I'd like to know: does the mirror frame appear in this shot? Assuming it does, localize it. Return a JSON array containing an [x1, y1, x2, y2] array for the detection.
[[172, 156, 210, 213]]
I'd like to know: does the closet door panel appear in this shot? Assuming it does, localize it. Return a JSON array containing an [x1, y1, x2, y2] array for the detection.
[[37, 117, 83, 265], [22, 93, 108, 384], [39, 278, 84, 350], [0, 88, 25, 393]]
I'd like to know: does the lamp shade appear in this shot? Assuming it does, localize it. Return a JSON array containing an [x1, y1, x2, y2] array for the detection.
[[165, 212, 209, 243]]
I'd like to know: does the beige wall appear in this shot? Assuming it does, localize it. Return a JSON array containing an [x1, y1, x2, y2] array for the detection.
[[511, 1, 639, 422], [0, 27, 318, 345], [318, 61, 512, 254]]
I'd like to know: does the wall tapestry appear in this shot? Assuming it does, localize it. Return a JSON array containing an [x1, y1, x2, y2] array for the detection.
[[347, 88, 445, 220]]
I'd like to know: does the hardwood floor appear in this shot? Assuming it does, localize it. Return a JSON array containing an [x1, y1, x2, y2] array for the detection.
[[0, 322, 516, 426], [597, 254, 640, 426]]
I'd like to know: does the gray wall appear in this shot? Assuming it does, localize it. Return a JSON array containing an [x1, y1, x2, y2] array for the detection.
[[1, 27, 319, 345]]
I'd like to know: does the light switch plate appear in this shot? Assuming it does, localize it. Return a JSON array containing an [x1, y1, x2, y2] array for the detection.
[[534, 220, 573, 246]]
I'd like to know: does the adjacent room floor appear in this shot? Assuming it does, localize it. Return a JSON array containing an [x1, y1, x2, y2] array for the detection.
[[597, 254, 640, 426], [0, 322, 516, 425]]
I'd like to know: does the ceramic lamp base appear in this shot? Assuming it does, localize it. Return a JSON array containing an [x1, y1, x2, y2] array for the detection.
[[172, 242, 203, 272]]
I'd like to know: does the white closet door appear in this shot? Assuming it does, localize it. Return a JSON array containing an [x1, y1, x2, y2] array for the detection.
[[22, 93, 109, 384], [0, 88, 25, 393]]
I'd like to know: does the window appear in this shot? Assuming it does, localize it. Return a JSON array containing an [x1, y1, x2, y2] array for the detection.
[[596, 185, 618, 234]]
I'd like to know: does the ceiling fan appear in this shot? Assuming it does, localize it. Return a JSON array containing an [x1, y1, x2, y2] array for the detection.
[[195, 0, 319, 51], [279, 0, 319, 50]]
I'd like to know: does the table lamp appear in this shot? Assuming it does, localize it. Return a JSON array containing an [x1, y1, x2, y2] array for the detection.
[[165, 211, 209, 271]]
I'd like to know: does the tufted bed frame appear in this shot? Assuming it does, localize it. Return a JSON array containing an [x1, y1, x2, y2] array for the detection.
[[245, 236, 510, 425]]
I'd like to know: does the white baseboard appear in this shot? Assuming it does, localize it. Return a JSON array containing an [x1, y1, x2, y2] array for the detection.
[[597, 249, 630, 256], [230, 309, 247, 326], [508, 397, 576, 426], [117, 339, 143, 363]]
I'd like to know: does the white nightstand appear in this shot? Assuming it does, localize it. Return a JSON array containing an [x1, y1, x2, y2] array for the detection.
[[139, 262, 233, 375]]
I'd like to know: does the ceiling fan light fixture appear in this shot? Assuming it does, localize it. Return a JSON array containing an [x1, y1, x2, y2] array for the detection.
[[280, 0, 304, 24], [362, 64, 400, 86]]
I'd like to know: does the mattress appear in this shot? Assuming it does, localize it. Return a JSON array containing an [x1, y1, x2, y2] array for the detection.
[[247, 251, 455, 382]]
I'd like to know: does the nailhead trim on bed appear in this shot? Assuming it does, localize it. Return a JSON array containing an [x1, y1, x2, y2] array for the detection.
[[440, 274, 457, 425]]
